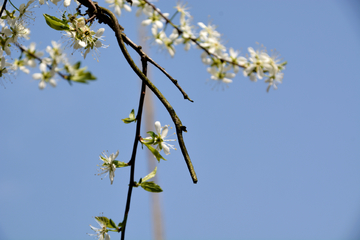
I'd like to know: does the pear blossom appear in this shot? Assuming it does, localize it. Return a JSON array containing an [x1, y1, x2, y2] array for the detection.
[[207, 65, 235, 84], [226, 48, 247, 73], [89, 219, 110, 240], [46, 41, 66, 64], [267, 51, 286, 76], [8, 19, 30, 43], [265, 72, 284, 92], [132, 0, 147, 16], [18, 0, 35, 21], [98, 150, 119, 184], [105, 0, 132, 16], [144, 121, 176, 155], [65, 15, 107, 59], [24, 42, 44, 67], [243, 47, 271, 80], [142, 7, 168, 29], [152, 28, 180, 57], [11, 59, 30, 74], [32, 62, 56, 90]]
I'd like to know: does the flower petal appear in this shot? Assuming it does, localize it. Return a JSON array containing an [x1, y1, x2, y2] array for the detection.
[[162, 143, 170, 155], [154, 121, 161, 135], [161, 125, 168, 139]]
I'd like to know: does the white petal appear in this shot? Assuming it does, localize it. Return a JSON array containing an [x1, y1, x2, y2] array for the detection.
[[225, 73, 235, 78], [115, 5, 121, 16], [162, 143, 170, 155], [155, 21, 163, 29], [114, 150, 119, 159], [124, 4, 132, 12], [78, 40, 87, 48], [95, 40, 102, 48], [161, 125, 168, 139], [39, 63, 47, 72], [83, 48, 90, 59], [142, 19, 152, 26], [64, 0, 71, 7], [154, 121, 161, 135], [49, 78, 57, 87], [249, 73, 257, 82], [198, 22, 206, 28], [38, 80, 46, 89], [96, 28, 105, 37], [32, 73, 42, 80], [104, 233, 111, 240], [109, 167, 115, 184], [4, 46, 11, 56], [222, 78, 233, 83]]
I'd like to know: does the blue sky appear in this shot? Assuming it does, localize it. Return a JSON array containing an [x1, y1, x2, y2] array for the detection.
[[1, 0, 360, 240]]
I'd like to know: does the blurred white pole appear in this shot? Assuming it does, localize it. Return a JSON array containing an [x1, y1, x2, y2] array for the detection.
[[138, 18, 165, 240]]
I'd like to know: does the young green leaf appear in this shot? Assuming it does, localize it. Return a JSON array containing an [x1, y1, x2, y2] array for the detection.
[[113, 160, 128, 168], [142, 167, 157, 183], [146, 131, 156, 139], [43, 14, 70, 31], [140, 181, 163, 193], [144, 144, 166, 162], [65, 62, 97, 83], [122, 109, 136, 124], [109, 218, 117, 229], [95, 216, 110, 227]]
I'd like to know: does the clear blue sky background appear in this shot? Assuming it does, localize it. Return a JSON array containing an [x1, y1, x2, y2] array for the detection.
[[1, 0, 359, 240]]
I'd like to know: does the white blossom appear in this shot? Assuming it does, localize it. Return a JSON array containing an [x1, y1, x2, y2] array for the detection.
[[46, 41, 66, 64], [89, 219, 110, 240], [265, 72, 284, 92], [11, 59, 30, 74], [32, 62, 56, 90], [243, 47, 271, 80], [207, 65, 235, 84], [24, 42, 44, 68], [105, 0, 132, 16], [98, 150, 119, 184], [144, 121, 176, 155]]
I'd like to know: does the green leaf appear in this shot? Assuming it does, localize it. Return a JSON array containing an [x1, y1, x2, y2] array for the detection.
[[144, 144, 166, 162], [146, 131, 157, 139], [121, 109, 136, 124], [66, 62, 97, 83], [95, 216, 110, 227], [113, 160, 128, 168], [43, 14, 70, 31], [140, 181, 163, 193], [129, 109, 135, 119], [142, 167, 157, 183], [95, 216, 119, 229], [109, 218, 117, 229]]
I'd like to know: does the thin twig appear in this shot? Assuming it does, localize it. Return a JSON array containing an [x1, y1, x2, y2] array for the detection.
[[0, 0, 8, 18], [121, 57, 148, 240], [121, 35, 193, 102]]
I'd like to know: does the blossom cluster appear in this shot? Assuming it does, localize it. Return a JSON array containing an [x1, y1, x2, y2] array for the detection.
[[0, 0, 99, 89], [0, 0, 33, 87], [106, 0, 287, 91]]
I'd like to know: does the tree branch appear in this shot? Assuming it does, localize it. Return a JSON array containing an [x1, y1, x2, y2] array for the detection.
[[82, 2, 198, 183]]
